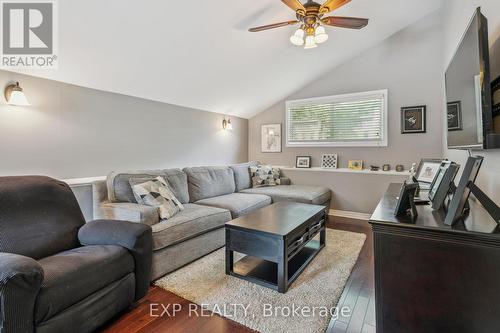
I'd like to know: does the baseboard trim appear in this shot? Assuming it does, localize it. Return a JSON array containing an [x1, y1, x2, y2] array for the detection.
[[329, 209, 371, 221]]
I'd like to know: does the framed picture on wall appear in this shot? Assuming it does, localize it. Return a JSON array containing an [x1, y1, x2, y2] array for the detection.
[[261, 124, 282, 153], [447, 101, 462, 131], [401, 106, 426, 134]]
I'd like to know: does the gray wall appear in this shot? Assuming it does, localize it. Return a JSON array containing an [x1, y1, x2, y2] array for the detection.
[[443, 0, 500, 205], [249, 11, 445, 213], [0, 70, 248, 219], [0, 70, 248, 179]]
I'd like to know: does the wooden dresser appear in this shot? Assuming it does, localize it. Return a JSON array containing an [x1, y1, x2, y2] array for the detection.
[[369, 183, 500, 333]]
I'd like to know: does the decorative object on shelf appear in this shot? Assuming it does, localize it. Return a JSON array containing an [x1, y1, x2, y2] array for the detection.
[[261, 124, 282, 153], [382, 164, 390, 171], [321, 153, 337, 169], [401, 105, 426, 134], [4, 81, 30, 106], [348, 160, 363, 171], [395, 165, 404, 172], [446, 101, 462, 131], [415, 159, 442, 184], [296, 156, 311, 168], [222, 117, 233, 130], [370, 165, 380, 171], [248, 0, 369, 50]]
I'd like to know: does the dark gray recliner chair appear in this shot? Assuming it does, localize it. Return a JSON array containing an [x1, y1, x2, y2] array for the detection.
[[0, 176, 153, 333]]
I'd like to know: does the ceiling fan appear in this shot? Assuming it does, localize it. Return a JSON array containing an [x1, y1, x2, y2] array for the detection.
[[248, 0, 368, 49]]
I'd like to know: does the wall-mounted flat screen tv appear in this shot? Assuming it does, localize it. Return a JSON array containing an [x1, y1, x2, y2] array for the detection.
[[445, 7, 500, 150]]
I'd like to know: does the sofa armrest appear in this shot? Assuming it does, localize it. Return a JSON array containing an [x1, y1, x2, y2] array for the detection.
[[78, 220, 153, 300], [95, 202, 160, 226], [0, 252, 44, 332], [280, 177, 291, 185]]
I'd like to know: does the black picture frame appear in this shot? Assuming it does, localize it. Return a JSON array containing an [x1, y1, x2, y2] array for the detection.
[[444, 156, 484, 226], [447, 101, 463, 131], [394, 182, 419, 218], [401, 106, 426, 134], [428, 161, 460, 210], [296, 156, 311, 168]]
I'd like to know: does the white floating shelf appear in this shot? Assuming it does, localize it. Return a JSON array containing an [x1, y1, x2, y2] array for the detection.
[[280, 167, 409, 176], [64, 176, 106, 186]]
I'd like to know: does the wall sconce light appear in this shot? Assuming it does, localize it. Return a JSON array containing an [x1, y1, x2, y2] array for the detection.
[[4, 82, 30, 106], [222, 117, 233, 130]]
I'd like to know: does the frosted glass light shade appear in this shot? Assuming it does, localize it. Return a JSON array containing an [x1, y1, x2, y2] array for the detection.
[[315, 26, 328, 44], [5, 84, 30, 106], [304, 35, 317, 49], [290, 28, 305, 46]]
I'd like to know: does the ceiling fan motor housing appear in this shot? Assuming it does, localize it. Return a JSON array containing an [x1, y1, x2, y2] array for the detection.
[[297, 1, 322, 33]]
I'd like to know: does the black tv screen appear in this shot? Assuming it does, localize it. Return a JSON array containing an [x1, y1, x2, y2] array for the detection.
[[445, 8, 498, 149]]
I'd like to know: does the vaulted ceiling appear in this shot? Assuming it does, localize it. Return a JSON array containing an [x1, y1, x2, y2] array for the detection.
[[13, 0, 444, 118]]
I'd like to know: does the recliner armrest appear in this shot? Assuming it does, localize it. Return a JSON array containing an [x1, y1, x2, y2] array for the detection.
[[280, 177, 291, 185], [0, 252, 44, 332], [95, 202, 160, 226], [78, 220, 152, 300]]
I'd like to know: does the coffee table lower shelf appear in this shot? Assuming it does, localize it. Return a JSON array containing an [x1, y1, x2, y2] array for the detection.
[[229, 239, 323, 292]]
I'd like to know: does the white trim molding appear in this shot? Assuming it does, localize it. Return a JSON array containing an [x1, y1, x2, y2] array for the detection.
[[329, 209, 371, 221]]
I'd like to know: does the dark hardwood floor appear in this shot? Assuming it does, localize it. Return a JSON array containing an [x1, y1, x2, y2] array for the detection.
[[101, 217, 374, 333]]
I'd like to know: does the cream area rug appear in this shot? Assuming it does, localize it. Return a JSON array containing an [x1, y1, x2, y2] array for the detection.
[[155, 229, 366, 333]]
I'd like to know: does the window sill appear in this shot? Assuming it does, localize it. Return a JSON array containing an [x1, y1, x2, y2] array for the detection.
[[280, 167, 409, 176]]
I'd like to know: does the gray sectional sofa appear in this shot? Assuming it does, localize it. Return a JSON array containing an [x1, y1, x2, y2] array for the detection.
[[93, 162, 331, 280]]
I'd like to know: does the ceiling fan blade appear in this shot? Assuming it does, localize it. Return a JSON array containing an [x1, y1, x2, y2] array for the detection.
[[248, 20, 299, 32], [281, 0, 306, 15], [322, 16, 368, 29], [319, 0, 351, 14]]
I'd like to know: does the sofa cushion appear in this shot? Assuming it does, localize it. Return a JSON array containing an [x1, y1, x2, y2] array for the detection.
[[240, 185, 331, 205], [195, 193, 271, 218], [107, 169, 189, 204], [151, 204, 231, 251], [183, 166, 236, 202], [35, 245, 134, 323], [230, 161, 258, 192]]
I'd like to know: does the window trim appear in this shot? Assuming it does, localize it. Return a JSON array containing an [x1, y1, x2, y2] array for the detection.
[[285, 89, 389, 148]]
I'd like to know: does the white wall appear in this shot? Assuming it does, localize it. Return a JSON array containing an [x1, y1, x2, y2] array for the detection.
[[0, 71, 248, 179], [442, 0, 500, 203], [249, 11, 445, 213]]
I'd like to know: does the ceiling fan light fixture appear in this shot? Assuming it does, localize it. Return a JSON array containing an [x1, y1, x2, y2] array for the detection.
[[304, 35, 317, 49], [290, 28, 305, 46], [314, 26, 329, 44]]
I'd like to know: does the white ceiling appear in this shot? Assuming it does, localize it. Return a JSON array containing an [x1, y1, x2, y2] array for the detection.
[[13, 0, 444, 118]]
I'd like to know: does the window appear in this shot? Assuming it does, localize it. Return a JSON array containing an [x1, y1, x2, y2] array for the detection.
[[286, 90, 388, 147]]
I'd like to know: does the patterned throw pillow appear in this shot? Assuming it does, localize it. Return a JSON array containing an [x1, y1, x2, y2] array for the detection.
[[250, 165, 281, 188], [129, 176, 184, 220]]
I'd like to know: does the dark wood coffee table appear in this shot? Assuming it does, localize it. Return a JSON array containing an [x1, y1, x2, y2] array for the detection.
[[225, 202, 327, 293]]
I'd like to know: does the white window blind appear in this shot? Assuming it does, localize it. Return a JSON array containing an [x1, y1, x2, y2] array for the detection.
[[286, 90, 388, 147]]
